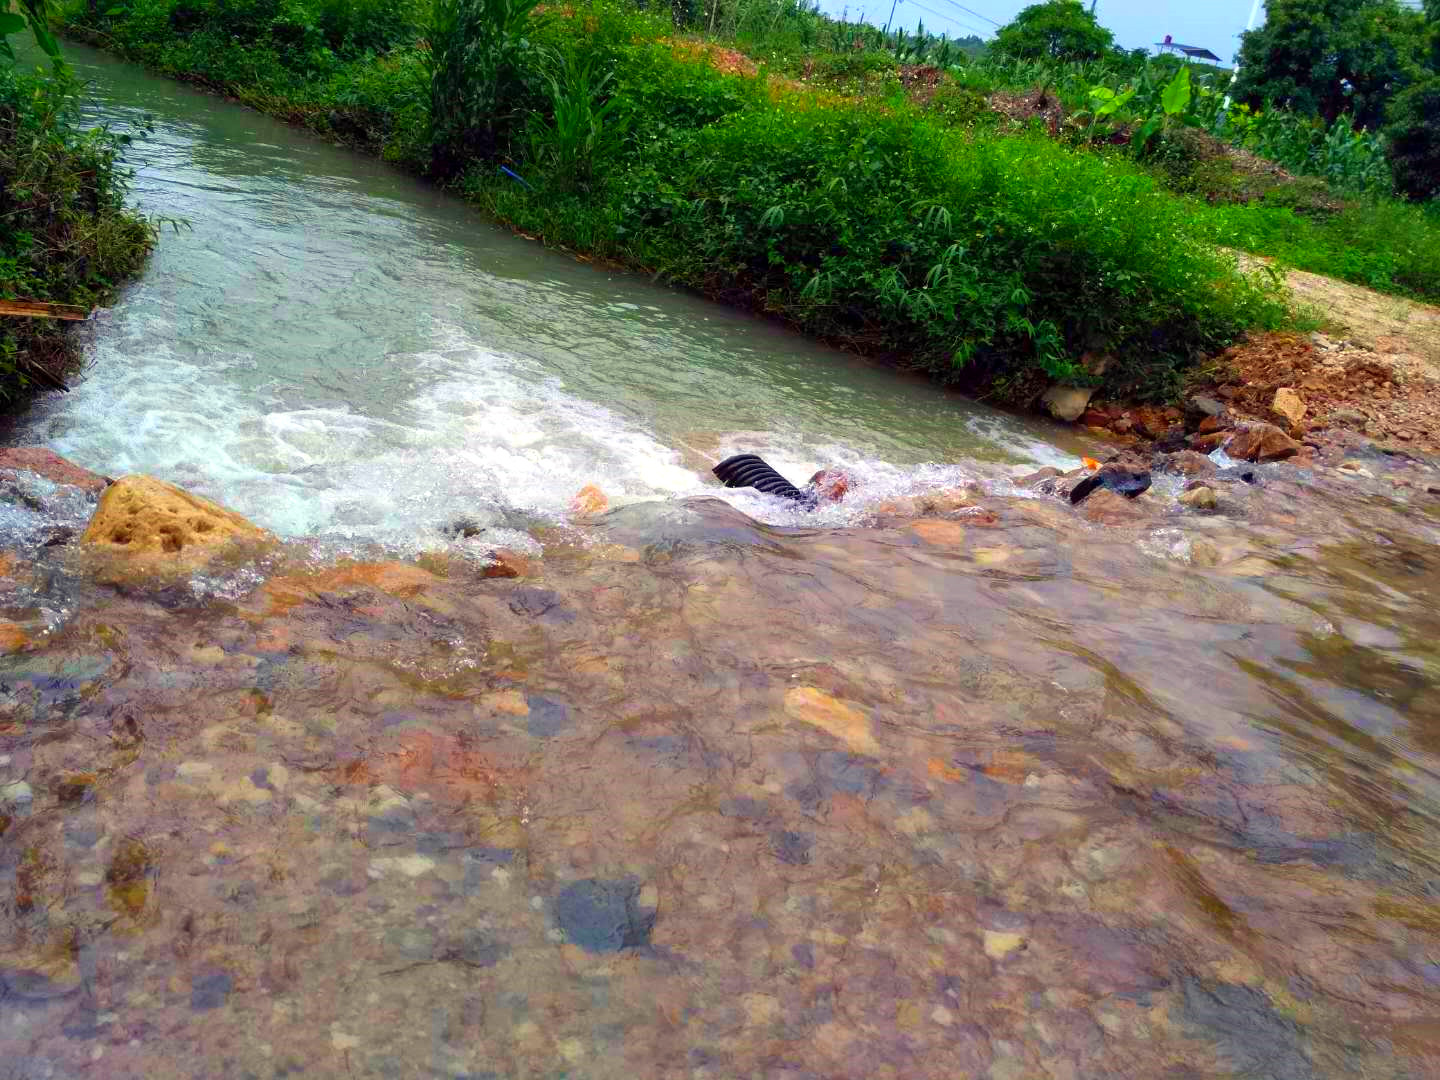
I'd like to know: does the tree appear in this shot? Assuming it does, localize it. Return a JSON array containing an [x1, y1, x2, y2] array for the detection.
[[1232, 0, 1428, 131], [992, 1, 1115, 64], [1386, 77, 1440, 199]]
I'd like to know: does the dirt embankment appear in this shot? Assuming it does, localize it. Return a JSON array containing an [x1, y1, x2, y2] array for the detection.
[[1073, 267, 1440, 486]]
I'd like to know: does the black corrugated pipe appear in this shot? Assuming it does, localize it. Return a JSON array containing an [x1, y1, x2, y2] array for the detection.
[[713, 454, 818, 508]]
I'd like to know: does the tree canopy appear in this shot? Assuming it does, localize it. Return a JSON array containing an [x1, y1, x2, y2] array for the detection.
[[992, 1, 1115, 64], [1233, 0, 1428, 130]]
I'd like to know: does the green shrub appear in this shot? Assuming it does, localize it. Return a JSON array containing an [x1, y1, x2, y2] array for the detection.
[[493, 90, 1286, 398], [0, 62, 154, 401], [313, 0, 420, 56], [807, 49, 898, 84], [1385, 77, 1440, 202], [926, 80, 989, 126]]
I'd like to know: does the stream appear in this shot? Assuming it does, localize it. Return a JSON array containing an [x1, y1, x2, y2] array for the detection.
[[3, 42, 1440, 1080]]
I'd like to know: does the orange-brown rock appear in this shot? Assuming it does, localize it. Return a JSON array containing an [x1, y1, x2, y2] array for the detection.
[[908, 520, 966, 546], [1162, 451, 1218, 478], [81, 476, 269, 561], [0, 447, 109, 493], [1271, 388, 1307, 429], [917, 488, 978, 515], [258, 561, 441, 616], [783, 687, 879, 755], [1191, 432, 1231, 454], [1197, 416, 1226, 435], [0, 620, 30, 654], [807, 469, 851, 503], [570, 485, 609, 516], [481, 550, 533, 579], [1227, 423, 1302, 462]]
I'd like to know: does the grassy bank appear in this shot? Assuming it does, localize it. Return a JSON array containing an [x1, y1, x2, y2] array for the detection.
[[1, 45, 155, 403], [57, 0, 1416, 403]]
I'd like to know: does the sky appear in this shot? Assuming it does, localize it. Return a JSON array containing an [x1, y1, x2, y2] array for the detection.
[[814, 0, 1266, 63]]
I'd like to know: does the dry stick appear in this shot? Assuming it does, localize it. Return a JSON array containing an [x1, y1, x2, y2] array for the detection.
[[0, 299, 91, 320]]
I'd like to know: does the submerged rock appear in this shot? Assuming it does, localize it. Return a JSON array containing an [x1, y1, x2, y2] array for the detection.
[[0, 447, 109, 494], [784, 686, 879, 755], [554, 877, 656, 952], [1069, 462, 1151, 504], [1179, 486, 1219, 510], [1160, 450, 1218, 478], [1077, 489, 1147, 525], [80, 475, 269, 563], [481, 550, 533, 579]]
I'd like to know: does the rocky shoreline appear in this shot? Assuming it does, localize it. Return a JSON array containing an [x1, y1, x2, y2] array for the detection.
[[1037, 329, 1440, 520]]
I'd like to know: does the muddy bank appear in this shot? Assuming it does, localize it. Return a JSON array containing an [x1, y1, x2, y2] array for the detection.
[[3, 450, 1440, 1078]]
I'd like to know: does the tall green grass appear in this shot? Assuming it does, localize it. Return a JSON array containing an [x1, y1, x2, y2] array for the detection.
[[1198, 198, 1440, 300]]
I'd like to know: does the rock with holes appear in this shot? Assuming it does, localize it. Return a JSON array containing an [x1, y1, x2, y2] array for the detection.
[[80, 475, 270, 563]]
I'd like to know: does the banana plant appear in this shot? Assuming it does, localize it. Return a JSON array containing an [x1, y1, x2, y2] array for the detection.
[[1084, 84, 1136, 139]]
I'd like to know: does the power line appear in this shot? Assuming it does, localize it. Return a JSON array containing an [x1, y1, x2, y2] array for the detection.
[[932, 0, 1004, 27], [902, 0, 992, 38]]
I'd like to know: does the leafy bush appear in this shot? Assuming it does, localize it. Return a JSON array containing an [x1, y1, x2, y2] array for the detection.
[[1385, 77, 1440, 201], [926, 81, 989, 127], [0, 55, 154, 402], [313, 0, 420, 56]]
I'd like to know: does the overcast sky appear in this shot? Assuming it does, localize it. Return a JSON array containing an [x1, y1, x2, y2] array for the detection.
[[814, 0, 1265, 62]]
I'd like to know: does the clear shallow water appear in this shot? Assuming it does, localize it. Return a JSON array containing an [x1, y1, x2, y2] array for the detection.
[[3, 41, 1440, 1080], [11, 44, 1082, 547]]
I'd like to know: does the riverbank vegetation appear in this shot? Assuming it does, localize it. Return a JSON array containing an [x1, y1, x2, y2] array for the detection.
[[1, 3, 154, 403], [50, 0, 1440, 401]]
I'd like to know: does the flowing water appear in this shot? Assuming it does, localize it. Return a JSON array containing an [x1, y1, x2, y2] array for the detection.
[[3, 43, 1440, 1080]]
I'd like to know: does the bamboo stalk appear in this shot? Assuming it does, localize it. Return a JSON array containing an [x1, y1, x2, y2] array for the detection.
[[0, 299, 91, 320]]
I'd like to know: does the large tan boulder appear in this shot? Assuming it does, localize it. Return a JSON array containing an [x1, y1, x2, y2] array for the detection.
[[81, 476, 269, 562], [1270, 388, 1307, 429]]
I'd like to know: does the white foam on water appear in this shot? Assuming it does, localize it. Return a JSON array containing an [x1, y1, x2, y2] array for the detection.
[[23, 313, 1082, 547]]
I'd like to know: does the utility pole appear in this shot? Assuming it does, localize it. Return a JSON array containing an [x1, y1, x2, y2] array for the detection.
[[1223, 0, 1265, 110], [884, 0, 900, 35]]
